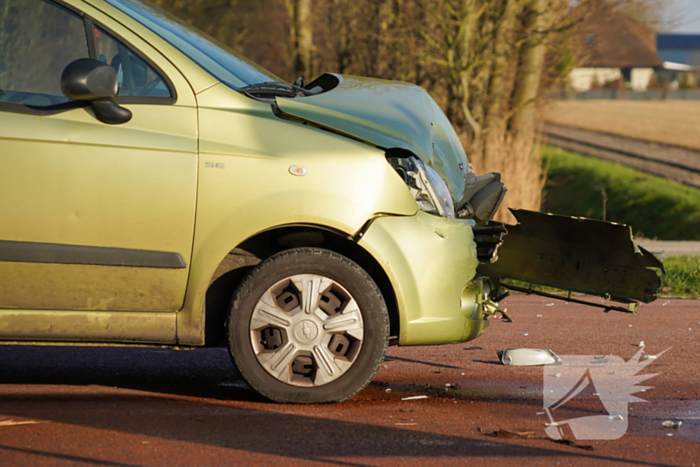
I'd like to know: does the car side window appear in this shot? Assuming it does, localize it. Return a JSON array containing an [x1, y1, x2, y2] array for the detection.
[[94, 26, 171, 98], [0, 0, 89, 107]]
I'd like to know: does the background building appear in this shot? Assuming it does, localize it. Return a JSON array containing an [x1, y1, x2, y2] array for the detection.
[[570, 2, 662, 92]]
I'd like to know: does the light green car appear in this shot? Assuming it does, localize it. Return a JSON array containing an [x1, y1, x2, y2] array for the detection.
[[0, 0, 662, 403]]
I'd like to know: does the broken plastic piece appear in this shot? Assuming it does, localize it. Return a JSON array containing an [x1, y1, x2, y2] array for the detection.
[[478, 209, 663, 305], [497, 349, 562, 366], [492, 428, 538, 439], [401, 395, 428, 401], [662, 420, 682, 429], [0, 420, 47, 427]]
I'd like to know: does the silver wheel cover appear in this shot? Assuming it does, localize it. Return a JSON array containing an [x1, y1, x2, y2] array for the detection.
[[249, 274, 365, 387]]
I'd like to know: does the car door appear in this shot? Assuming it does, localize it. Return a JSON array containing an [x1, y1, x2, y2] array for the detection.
[[0, 0, 197, 316]]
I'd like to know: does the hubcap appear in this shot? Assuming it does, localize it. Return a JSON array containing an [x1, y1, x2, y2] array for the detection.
[[249, 274, 364, 387]]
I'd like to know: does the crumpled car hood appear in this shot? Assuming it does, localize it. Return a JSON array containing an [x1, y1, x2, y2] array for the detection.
[[275, 74, 469, 201]]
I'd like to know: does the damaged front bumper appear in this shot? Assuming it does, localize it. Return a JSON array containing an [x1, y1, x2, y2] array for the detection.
[[358, 203, 663, 347], [358, 211, 495, 346], [478, 209, 664, 312]]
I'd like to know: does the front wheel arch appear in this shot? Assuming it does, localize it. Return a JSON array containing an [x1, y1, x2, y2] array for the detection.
[[204, 224, 400, 347]]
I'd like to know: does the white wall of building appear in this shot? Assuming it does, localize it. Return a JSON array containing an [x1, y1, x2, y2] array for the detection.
[[569, 67, 655, 92], [630, 68, 654, 90], [569, 68, 622, 92]]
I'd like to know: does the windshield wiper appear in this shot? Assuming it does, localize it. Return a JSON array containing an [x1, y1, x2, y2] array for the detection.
[[238, 81, 309, 98]]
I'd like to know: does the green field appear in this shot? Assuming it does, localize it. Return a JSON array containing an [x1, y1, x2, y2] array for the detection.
[[541, 146, 700, 240]]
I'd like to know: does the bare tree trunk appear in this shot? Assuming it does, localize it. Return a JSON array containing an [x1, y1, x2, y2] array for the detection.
[[446, 0, 482, 145], [287, 0, 314, 78], [483, 0, 518, 162], [509, 0, 551, 147]]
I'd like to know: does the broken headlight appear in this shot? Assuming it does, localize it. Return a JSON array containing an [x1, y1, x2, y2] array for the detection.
[[389, 156, 455, 219]]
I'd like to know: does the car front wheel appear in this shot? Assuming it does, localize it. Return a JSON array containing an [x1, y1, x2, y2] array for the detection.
[[228, 248, 389, 403]]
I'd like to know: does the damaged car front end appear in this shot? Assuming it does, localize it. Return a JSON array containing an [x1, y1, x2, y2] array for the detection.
[[269, 74, 663, 345]]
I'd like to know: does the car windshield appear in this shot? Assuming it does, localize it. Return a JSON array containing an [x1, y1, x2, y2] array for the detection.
[[103, 0, 281, 90]]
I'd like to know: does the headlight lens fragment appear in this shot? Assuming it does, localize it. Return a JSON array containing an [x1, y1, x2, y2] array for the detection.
[[419, 160, 455, 219], [389, 156, 455, 219]]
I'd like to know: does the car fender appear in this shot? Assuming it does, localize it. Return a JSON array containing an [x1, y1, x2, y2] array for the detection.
[[177, 85, 417, 344]]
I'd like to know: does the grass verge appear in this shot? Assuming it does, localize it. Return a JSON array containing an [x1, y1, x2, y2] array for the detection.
[[541, 145, 700, 240], [660, 255, 700, 298]]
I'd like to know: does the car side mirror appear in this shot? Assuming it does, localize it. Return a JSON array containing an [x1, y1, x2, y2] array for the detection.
[[61, 59, 132, 125]]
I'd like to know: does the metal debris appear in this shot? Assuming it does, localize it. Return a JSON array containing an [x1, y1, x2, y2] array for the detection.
[[498, 349, 562, 366]]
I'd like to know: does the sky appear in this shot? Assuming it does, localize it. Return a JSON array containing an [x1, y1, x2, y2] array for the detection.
[[665, 0, 700, 33]]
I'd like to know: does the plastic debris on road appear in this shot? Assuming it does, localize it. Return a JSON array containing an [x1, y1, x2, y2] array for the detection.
[[401, 395, 428, 401], [0, 420, 47, 427], [497, 348, 562, 366], [490, 428, 594, 451], [662, 421, 682, 429]]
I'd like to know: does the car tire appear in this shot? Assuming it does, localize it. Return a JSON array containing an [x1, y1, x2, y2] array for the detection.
[[228, 247, 389, 403]]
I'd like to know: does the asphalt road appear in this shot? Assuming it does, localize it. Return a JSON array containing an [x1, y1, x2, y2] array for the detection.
[[0, 295, 698, 466], [635, 239, 700, 257]]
